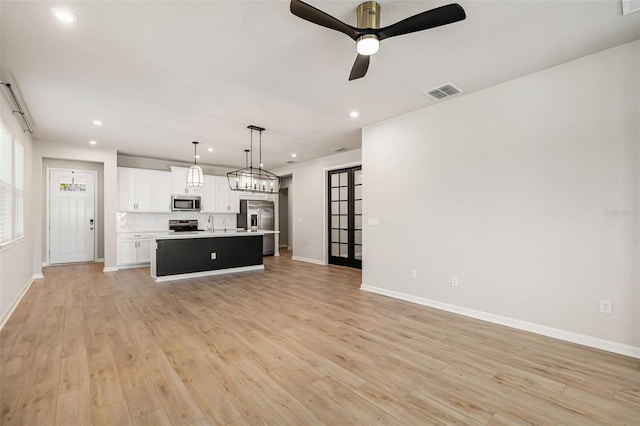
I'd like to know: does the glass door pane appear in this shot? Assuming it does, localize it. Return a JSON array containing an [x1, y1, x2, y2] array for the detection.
[[328, 166, 362, 269]]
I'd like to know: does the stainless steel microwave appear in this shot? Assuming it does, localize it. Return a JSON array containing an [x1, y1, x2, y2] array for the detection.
[[171, 195, 201, 211]]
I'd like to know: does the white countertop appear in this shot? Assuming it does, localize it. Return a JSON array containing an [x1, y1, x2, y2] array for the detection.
[[149, 230, 278, 239]]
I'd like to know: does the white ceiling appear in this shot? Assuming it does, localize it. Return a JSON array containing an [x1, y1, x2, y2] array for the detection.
[[1, 1, 639, 170]]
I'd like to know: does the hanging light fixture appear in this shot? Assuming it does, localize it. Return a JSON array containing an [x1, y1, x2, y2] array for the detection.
[[227, 125, 281, 194], [186, 141, 204, 191]]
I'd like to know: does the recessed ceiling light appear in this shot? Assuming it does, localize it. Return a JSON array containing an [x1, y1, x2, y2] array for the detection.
[[51, 7, 79, 23], [207, 148, 214, 152], [349, 111, 360, 118], [92, 120, 103, 126], [260, 163, 264, 168], [291, 153, 297, 158], [89, 140, 97, 145], [195, 155, 201, 159]]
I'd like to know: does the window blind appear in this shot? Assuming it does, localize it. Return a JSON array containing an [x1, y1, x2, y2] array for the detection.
[[0, 122, 11, 245], [14, 140, 24, 238]]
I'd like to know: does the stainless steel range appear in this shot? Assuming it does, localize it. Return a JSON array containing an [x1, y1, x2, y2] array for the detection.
[[169, 219, 204, 232]]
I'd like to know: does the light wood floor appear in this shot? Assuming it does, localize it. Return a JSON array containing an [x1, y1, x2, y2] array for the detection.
[[1, 255, 639, 425]]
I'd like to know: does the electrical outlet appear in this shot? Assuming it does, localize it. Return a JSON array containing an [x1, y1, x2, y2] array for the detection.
[[451, 276, 459, 287], [211, 252, 216, 260], [410, 270, 417, 279], [600, 299, 612, 314]]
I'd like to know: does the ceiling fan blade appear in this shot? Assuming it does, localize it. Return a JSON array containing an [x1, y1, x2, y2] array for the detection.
[[377, 3, 466, 41], [348, 54, 370, 81], [290, 0, 360, 41]]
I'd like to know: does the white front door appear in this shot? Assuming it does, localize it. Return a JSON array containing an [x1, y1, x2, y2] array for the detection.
[[49, 169, 96, 264]]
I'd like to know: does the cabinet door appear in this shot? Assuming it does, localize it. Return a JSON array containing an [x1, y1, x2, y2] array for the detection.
[[118, 239, 139, 265], [118, 168, 137, 212], [137, 239, 152, 263], [134, 169, 153, 212], [151, 171, 171, 212], [201, 175, 217, 213], [214, 176, 228, 213], [171, 166, 202, 196], [226, 182, 240, 213]]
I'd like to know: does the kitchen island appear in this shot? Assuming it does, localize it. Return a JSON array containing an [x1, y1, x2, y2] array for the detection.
[[149, 230, 277, 282]]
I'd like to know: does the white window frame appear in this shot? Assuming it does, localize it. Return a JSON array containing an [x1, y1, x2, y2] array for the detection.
[[0, 119, 25, 250], [14, 139, 24, 239], [0, 120, 12, 247]]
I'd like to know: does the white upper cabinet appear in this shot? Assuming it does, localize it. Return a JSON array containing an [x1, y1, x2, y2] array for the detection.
[[201, 175, 217, 213], [215, 176, 240, 213], [118, 167, 171, 212], [171, 166, 202, 196], [151, 171, 171, 212]]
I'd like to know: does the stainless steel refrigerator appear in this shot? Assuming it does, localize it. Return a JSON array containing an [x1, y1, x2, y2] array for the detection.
[[238, 200, 275, 255]]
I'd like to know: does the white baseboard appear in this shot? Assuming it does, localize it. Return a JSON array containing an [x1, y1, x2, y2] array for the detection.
[[292, 256, 326, 266], [96, 257, 104, 262], [102, 266, 118, 272], [360, 284, 640, 359], [0, 274, 37, 331]]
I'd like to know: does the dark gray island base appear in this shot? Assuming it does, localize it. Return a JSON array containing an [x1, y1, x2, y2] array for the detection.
[[150, 232, 267, 282]]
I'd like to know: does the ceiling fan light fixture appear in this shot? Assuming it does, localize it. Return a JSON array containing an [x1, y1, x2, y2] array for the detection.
[[356, 35, 379, 56]]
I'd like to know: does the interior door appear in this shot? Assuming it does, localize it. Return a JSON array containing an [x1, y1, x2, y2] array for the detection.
[[328, 166, 362, 269], [49, 169, 96, 264]]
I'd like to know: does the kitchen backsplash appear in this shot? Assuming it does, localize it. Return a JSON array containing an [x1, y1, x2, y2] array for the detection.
[[117, 212, 237, 232]]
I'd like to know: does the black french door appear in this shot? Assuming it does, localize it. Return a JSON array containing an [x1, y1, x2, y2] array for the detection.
[[328, 166, 362, 269]]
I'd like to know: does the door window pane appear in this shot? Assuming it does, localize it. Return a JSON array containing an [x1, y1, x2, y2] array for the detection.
[[339, 187, 347, 200], [332, 215, 340, 228], [332, 243, 340, 256], [354, 185, 362, 200], [331, 187, 339, 200], [331, 174, 339, 187], [339, 215, 347, 229], [339, 201, 348, 214], [354, 200, 362, 215], [340, 230, 348, 242], [331, 202, 340, 215], [339, 243, 348, 257], [355, 246, 362, 260], [340, 172, 348, 186], [355, 230, 362, 245], [354, 170, 362, 185], [354, 215, 362, 229]]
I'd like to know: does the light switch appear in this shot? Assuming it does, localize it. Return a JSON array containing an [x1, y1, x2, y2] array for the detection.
[[368, 217, 380, 226]]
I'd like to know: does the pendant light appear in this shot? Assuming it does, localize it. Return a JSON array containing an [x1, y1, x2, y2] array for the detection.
[[227, 125, 281, 194], [186, 141, 204, 191]]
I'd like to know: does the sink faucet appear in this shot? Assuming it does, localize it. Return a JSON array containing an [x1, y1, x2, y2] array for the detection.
[[222, 220, 227, 232], [207, 215, 214, 231]]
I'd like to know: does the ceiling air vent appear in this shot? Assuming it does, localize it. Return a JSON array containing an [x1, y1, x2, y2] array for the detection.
[[285, 160, 296, 164], [333, 147, 347, 153], [423, 83, 463, 101]]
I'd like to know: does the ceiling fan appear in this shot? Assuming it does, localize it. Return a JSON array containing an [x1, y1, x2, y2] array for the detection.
[[290, 0, 466, 81]]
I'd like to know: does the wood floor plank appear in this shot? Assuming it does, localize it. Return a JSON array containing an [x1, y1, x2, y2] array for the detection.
[[56, 387, 92, 426], [142, 350, 205, 426], [0, 255, 638, 425]]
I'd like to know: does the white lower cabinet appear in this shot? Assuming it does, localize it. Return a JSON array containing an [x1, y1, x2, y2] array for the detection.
[[118, 233, 152, 267]]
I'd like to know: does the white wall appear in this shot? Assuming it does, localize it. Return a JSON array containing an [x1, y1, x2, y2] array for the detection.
[[0, 90, 35, 327], [33, 141, 118, 271], [274, 149, 361, 264], [362, 41, 639, 356]]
